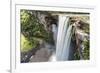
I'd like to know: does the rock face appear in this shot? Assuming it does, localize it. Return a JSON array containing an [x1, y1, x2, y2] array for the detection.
[[21, 47, 40, 63], [74, 23, 89, 60], [29, 48, 52, 62], [30, 11, 58, 32]]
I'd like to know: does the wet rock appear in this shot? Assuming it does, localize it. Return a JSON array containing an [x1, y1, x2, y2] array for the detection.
[[29, 48, 52, 62]]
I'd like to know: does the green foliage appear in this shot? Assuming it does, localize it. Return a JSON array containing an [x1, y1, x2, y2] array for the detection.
[[20, 10, 54, 52], [21, 34, 36, 52], [83, 40, 90, 60], [74, 50, 80, 60], [83, 23, 89, 34], [21, 10, 30, 26], [74, 40, 90, 60]]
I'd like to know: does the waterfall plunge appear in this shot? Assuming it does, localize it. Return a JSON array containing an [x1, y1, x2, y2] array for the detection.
[[56, 15, 73, 61]]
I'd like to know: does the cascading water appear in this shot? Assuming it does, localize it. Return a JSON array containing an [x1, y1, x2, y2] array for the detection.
[[56, 15, 73, 61], [52, 24, 58, 45], [61, 25, 73, 60], [49, 24, 58, 61]]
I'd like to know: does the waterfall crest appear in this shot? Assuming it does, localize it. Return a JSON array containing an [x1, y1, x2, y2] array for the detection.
[[56, 15, 73, 61]]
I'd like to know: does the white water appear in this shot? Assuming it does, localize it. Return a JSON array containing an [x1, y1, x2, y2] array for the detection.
[[61, 25, 72, 60], [52, 24, 58, 45], [49, 52, 56, 61], [56, 15, 73, 61]]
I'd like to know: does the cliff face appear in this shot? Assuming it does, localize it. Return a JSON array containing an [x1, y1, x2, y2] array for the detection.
[[71, 18, 89, 60]]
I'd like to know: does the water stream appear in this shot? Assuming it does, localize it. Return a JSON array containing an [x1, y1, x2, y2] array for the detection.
[[56, 15, 73, 61]]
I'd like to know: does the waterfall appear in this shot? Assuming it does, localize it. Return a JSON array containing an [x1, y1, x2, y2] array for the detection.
[[52, 24, 58, 45], [61, 25, 73, 60], [56, 15, 73, 61]]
